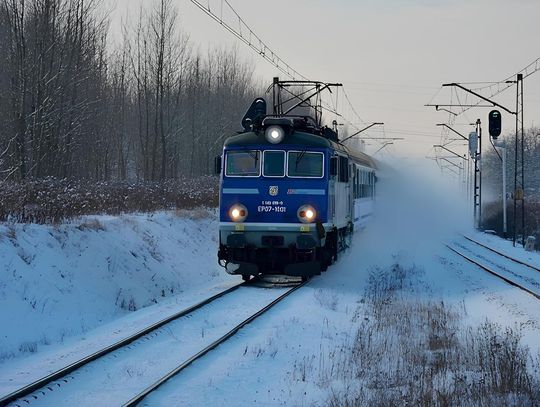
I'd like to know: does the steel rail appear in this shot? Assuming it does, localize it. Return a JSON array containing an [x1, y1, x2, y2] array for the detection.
[[0, 282, 246, 406], [446, 245, 540, 301], [461, 235, 540, 272], [122, 280, 308, 407]]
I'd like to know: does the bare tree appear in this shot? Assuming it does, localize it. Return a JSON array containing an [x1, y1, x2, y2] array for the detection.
[[0, 0, 260, 183]]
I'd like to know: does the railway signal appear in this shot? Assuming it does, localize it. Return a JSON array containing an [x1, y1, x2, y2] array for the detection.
[[488, 110, 502, 139]]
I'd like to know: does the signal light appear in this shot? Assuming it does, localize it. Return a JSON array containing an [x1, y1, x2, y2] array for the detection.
[[488, 110, 502, 139]]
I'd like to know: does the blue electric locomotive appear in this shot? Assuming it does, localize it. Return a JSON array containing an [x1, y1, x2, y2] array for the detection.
[[216, 80, 377, 280]]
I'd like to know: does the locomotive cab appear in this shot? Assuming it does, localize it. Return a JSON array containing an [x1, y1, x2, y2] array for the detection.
[[217, 121, 335, 278]]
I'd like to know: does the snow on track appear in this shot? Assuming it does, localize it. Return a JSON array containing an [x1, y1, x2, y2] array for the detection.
[[451, 238, 540, 298], [438, 241, 540, 350], [0, 282, 246, 406], [467, 231, 540, 268], [123, 281, 306, 407], [6, 286, 289, 407]]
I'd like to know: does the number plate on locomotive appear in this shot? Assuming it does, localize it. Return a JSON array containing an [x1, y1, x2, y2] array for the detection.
[[258, 200, 286, 213]]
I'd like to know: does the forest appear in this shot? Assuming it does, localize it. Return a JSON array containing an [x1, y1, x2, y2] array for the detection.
[[481, 127, 539, 238], [0, 0, 260, 182], [0, 0, 538, 236]]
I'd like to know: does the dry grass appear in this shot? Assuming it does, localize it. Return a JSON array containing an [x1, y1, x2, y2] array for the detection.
[[317, 264, 540, 406], [0, 176, 218, 224], [174, 207, 213, 220], [77, 218, 106, 231]]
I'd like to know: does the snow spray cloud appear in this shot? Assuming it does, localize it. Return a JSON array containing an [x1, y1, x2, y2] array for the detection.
[[364, 158, 471, 262]]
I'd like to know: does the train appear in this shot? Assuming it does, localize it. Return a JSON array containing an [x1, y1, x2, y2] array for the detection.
[[216, 79, 378, 280]]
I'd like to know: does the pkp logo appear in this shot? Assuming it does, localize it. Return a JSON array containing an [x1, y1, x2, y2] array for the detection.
[[269, 186, 279, 196]]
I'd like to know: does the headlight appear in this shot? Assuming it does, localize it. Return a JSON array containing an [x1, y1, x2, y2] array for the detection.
[[297, 205, 316, 223], [229, 204, 248, 222], [265, 125, 285, 144]]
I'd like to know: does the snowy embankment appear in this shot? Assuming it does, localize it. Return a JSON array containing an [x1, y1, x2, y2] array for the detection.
[[0, 209, 232, 363]]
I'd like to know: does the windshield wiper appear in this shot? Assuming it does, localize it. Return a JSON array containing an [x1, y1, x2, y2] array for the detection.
[[248, 151, 259, 165], [295, 149, 307, 168]]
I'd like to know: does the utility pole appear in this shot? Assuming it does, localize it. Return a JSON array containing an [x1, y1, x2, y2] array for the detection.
[[514, 74, 525, 246], [431, 80, 528, 246], [477, 119, 482, 230], [488, 110, 507, 237], [466, 121, 482, 229], [502, 145, 508, 236], [504, 73, 526, 246]]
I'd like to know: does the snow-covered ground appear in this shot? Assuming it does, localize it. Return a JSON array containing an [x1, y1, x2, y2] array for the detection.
[[468, 230, 540, 267], [4, 285, 289, 406], [137, 172, 540, 405], [0, 208, 234, 365], [1, 169, 539, 405]]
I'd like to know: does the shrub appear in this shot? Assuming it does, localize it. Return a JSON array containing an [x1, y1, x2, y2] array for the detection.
[[322, 264, 540, 406], [0, 176, 219, 224]]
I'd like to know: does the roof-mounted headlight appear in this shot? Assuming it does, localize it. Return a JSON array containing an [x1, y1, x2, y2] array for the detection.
[[265, 125, 285, 144]]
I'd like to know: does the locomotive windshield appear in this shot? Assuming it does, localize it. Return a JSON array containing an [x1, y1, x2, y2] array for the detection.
[[263, 150, 285, 177], [225, 149, 324, 178], [287, 151, 324, 178], [225, 150, 260, 176]]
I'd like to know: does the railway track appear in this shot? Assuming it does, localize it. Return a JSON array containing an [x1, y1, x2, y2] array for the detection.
[[446, 237, 540, 301], [123, 280, 306, 406], [460, 234, 540, 272], [1, 278, 306, 407]]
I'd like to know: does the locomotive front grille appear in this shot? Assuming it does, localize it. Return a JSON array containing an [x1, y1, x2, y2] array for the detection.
[[227, 233, 246, 248], [261, 235, 284, 247]]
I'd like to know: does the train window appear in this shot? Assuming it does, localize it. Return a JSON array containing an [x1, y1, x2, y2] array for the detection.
[[338, 156, 348, 182], [330, 157, 338, 177], [263, 150, 285, 177], [356, 168, 360, 198], [352, 169, 375, 198], [287, 151, 324, 178], [353, 167, 357, 197], [225, 150, 260, 177]]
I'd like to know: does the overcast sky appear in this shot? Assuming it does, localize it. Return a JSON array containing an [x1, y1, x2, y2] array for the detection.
[[109, 0, 540, 159]]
